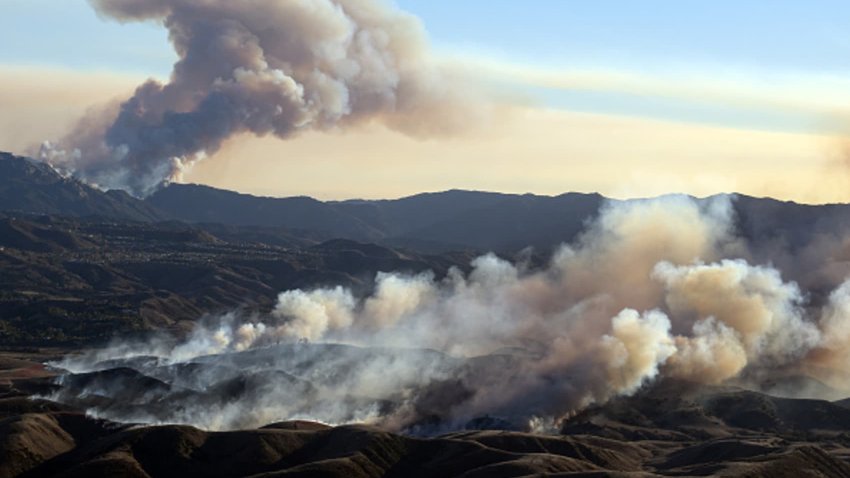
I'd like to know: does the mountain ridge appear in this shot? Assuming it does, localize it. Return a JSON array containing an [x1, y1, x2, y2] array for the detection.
[[7, 151, 850, 257], [0, 152, 165, 222]]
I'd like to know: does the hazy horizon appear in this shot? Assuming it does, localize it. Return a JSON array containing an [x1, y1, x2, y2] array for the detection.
[[136, 178, 814, 207], [2, 1, 850, 203]]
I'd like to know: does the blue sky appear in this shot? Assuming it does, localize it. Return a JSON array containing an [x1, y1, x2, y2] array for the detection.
[[5, 1, 850, 74], [3, 0, 850, 133], [4, 0, 850, 136], [0, 0, 172, 74], [399, 1, 850, 73]]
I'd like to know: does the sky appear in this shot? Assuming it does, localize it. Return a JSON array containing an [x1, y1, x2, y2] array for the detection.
[[2, 0, 850, 202]]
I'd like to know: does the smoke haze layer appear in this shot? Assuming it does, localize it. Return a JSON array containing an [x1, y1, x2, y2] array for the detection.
[[38, 0, 485, 196], [50, 195, 850, 433]]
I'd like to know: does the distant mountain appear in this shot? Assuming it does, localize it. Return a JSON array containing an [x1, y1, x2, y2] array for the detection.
[[147, 183, 607, 252], [0, 152, 164, 222], [733, 194, 850, 250], [8, 151, 850, 258], [0, 155, 606, 252], [333, 189, 519, 236], [149, 182, 850, 255], [146, 183, 383, 240], [396, 192, 604, 251]]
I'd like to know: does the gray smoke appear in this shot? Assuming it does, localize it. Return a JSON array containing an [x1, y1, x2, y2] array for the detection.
[[53, 195, 850, 434], [38, 0, 484, 196]]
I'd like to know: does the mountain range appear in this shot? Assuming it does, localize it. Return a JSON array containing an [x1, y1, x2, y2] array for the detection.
[[6, 151, 850, 256], [5, 150, 850, 347]]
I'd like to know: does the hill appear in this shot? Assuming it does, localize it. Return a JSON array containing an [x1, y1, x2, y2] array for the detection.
[[8, 152, 850, 259], [0, 152, 164, 222], [147, 184, 606, 252], [0, 213, 472, 346], [146, 183, 850, 257], [3, 354, 850, 477], [146, 183, 383, 240]]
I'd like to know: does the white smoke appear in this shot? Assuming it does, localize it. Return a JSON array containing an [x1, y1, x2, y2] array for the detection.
[[599, 309, 677, 394], [51, 195, 850, 432], [273, 286, 356, 341]]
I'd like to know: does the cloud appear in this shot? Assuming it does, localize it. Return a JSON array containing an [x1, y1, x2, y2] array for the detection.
[[457, 55, 850, 121]]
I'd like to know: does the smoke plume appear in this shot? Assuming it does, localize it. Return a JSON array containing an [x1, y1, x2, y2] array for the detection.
[[38, 0, 485, 196], [50, 195, 850, 433]]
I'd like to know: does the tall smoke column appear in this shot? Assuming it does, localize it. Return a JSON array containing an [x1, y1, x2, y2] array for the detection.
[[39, 0, 483, 196]]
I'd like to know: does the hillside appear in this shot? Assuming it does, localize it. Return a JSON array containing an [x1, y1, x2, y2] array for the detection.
[[8, 152, 850, 259], [3, 353, 850, 477], [0, 213, 472, 346], [147, 184, 606, 252], [0, 152, 164, 222], [147, 183, 384, 241], [146, 183, 850, 256]]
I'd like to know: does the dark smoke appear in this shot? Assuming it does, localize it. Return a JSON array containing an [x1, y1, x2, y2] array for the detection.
[[39, 0, 484, 196]]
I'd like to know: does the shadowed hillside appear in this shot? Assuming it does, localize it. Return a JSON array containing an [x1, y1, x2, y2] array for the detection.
[[3, 355, 850, 477], [0, 213, 472, 346], [0, 153, 164, 222], [8, 152, 850, 259]]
